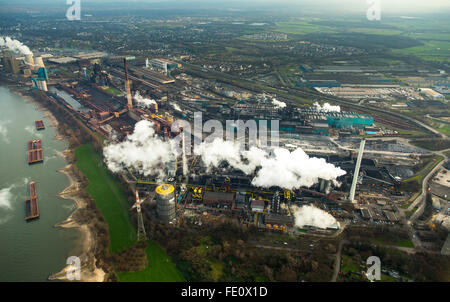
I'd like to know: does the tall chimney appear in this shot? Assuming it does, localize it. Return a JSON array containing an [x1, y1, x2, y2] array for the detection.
[[124, 58, 133, 110], [349, 139, 366, 203]]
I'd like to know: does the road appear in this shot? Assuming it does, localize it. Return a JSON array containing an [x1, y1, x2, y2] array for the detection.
[[331, 240, 347, 282], [407, 151, 448, 215]]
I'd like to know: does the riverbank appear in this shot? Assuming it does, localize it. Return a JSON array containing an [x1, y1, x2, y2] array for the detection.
[[8, 85, 105, 282]]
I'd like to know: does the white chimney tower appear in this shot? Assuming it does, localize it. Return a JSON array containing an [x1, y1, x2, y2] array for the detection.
[[349, 139, 366, 203]]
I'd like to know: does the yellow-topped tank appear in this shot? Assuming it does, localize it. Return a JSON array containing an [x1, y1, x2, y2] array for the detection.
[[156, 184, 176, 222], [156, 184, 175, 196]]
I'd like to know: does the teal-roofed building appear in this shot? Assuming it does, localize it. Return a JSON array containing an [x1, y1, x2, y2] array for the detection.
[[327, 113, 373, 129]]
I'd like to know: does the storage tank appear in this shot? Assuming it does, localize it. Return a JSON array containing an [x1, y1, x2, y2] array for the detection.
[[156, 184, 176, 222]]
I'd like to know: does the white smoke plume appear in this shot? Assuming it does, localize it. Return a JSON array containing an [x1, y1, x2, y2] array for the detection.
[[197, 138, 346, 190], [0, 36, 33, 55], [103, 122, 346, 190], [291, 205, 339, 229], [171, 103, 182, 112], [272, 98, 287, 108], [103, 120, 174, 178], [251, 148, 346, 189], [134, 91, 156, 108], [314, 102, 341, 112]]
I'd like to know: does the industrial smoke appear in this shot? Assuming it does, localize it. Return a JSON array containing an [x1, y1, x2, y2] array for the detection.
[[103, 120, 174, 178], [134, 91, 156, 108], [272, 98, 287, 108], [171, 103, 182, 112], [197, 138, 346, 190], [314, 102, 341, 112], [0, 36, 33, 55], [291, 205, 339, 229], [103, 123, 346, 190]]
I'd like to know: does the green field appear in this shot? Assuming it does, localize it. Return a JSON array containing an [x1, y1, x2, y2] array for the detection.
[[275, 21, 336, 35], [430, 121, 450, 136], [103, 86, 123, 96], [373, 238, 414, 248], [75, 143, 136, 253], [392, 40, 450, 62], [117, 241, 185, 282]]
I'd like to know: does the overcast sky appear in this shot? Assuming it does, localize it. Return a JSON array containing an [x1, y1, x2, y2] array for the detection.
[[0, 0, 449, 14]]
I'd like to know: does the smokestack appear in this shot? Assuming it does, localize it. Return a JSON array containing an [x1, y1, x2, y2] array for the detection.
[[124, 58, 133, 110], [349, 139, 365, 203], [182, 132, 187, 178]]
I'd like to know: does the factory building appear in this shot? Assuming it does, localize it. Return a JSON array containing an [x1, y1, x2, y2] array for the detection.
[[156, 184, 176, 222], [2, 55, 20, 74], [327, 113, 373, 129], [149, 58, 180, 73], [264, 214, 294, 227], [202, 191, 235, 208], [251, 199, 265, 212], [420, 88, 445, 101]]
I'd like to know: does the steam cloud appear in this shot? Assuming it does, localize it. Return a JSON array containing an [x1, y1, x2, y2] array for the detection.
[[197, 138, 346, 189], [291, 205, 339, 229], [272, 98, 287, 108], [103, 120, 174, 179], [314, 102, 341, 112], [103, 122, 346, 190], [0, 36, 33, 55], [171, 103, 182, 112], [134, 91, 156, 108]]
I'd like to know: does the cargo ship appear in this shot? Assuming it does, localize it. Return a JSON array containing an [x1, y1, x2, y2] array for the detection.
[[27, 139, 43, 164], [25, 181, 40, 221], [35, 120, 45, 130]]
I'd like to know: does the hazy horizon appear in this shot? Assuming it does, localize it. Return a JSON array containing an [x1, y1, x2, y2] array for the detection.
[[0, 0, 449, 16]]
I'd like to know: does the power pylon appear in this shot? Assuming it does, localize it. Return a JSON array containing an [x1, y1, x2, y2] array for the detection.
[[131, 189, 147, 241]]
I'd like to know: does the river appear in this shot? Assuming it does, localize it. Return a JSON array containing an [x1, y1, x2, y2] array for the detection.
[[0, 86, 81, 281]]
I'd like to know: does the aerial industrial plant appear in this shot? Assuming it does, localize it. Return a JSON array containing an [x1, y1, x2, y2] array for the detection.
[[0, 0, 449, 286]]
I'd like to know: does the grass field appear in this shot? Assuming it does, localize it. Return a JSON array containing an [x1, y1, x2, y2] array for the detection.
[[392, 40, 450, 62], [117, 241, 185, 282], [75, 143, 136, 253], [274, 21, 337, 35], [430, 121, 450, 136], [373, 238, 414, 248], [103, 86, 123, 96]]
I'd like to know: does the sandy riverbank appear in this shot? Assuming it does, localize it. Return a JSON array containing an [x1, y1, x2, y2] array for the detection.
[[11, 86, 105, 282]]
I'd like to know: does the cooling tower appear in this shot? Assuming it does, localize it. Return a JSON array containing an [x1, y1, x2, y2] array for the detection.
[[35, 56, 45, 68], [25, 54, 34, 68]]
